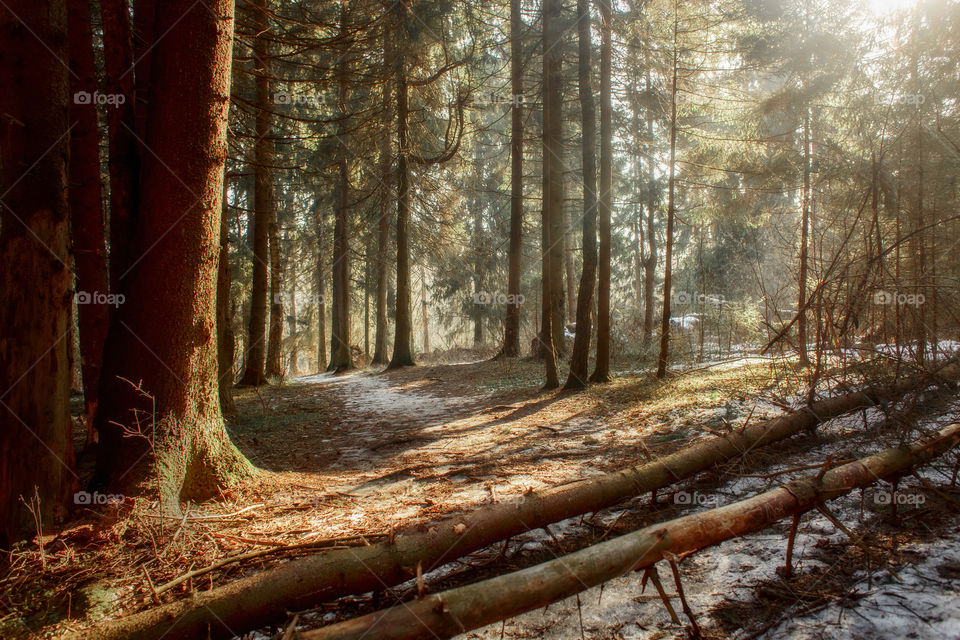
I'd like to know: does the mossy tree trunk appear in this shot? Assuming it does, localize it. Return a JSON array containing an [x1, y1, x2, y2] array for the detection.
[[93, 0, 253, 504]]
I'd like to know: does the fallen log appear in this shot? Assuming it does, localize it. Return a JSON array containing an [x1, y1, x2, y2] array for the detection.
[[73, 361, 959, 640], [302, 422, 960, 640]]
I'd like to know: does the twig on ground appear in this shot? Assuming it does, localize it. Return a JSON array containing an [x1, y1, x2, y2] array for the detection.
[[641, 564, 680, 623], [664, 552, 702, 638]]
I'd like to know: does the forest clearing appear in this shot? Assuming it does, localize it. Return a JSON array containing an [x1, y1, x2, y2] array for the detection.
[[2, 0, 960, 637]]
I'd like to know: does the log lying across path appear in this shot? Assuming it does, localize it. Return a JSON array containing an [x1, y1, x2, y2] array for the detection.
[[304, 422, 960, 640], [77, 362, 959, 640]]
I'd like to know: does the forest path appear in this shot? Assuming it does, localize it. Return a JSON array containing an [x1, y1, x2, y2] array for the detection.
[[224, 357, 787, 543]]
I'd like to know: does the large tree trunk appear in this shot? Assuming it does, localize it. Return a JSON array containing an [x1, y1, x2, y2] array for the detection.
[[287, 242, 299, 376], [314, 201, 328, 372], [563, 204, 576, 330], [132, 0, 154, 139], [641, 84, 657, 346], [642, 199, 657, 345], [0, 0, 75, 547], [565, 0, 598, 390], [92, 0, 252, 504], [217, 180, 237, 416], [497, 0, 524, 359], [472, 197, 484, 346], [305, 422, 960, 640], [266, 214, 284, 378], [239, 0, 272, 386], [82, 357, 960, 640], [538, 0, 563, 389], [372, 20, 393, 366], [68, 0, 111, 439], [100, 0, 139, 286], [590, 0, 612, 382], [329, 5, 354, 373], [656, 13, 679, 380], [388, 0, 415, 369], [363, 239, 370, 360]]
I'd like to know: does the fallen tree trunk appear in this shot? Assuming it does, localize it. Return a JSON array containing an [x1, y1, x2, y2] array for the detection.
[[303, 422, 960, 640], [75, 361, 959, 640]]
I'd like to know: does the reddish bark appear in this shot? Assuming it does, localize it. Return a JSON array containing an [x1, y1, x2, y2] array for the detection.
[[68, 0, 111, 439], [0, 0, 75, 545], [92, 0, 251, 500]]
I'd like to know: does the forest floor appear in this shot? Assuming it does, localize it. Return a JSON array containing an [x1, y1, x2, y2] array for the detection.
[[3, 353, 960, 639]]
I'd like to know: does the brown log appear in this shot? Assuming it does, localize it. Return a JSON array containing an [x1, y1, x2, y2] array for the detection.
[[304, 422, 960, 640], [74, 362, 959, 640]]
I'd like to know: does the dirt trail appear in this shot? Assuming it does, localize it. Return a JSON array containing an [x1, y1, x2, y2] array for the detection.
[[297, 370, 476, 430], [224, 359, 788, 545]]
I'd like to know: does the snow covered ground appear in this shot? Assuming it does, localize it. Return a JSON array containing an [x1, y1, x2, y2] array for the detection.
[[457, 403, 960, 639]]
